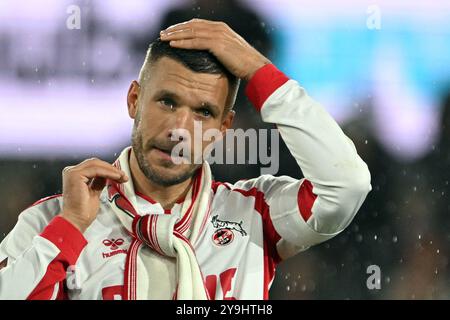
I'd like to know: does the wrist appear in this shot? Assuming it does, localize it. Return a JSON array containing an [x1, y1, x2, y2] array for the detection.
[[59, 212, 89, 233], [244, 58, 271, 81]]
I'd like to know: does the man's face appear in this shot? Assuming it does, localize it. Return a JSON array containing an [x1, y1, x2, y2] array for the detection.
[[127, 57, 234, 186]]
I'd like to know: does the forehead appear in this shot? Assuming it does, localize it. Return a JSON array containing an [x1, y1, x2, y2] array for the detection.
[[145, 57, 229, 109]]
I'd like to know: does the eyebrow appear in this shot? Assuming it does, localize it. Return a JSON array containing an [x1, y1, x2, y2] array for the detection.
[[153, 89, 221, 117]]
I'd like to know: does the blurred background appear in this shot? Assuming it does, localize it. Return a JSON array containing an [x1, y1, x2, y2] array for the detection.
[[0, 0, 449, 299]]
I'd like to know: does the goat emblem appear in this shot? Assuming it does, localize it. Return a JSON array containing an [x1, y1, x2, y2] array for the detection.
[[211, 215, 247, 237]]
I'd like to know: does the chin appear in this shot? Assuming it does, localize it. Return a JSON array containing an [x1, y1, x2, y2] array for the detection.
[[150, 162, 195, 184], [140, 150, 197, 186]]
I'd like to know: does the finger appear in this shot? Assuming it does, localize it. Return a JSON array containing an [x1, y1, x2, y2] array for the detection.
[[164, 19, 204, 32], [160, 28, 195, 40], [72, 158, 126, 178], [78, 158, 117, 170], [162, 20, 223, 38], [73, 166, 129, 183], [164, 19, 222, 32], [168, 38, 211, 51], [160, 28, 214, 41]]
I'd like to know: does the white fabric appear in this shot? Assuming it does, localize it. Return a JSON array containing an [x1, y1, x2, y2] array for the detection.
[[0, 79, 371, 300], [107, 146, 211, 300]]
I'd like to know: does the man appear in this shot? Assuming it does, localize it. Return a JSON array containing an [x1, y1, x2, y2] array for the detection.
[[0, 19, 371, 300]]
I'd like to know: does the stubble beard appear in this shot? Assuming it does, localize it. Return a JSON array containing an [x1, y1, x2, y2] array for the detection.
[[131, 123, 200, 187]]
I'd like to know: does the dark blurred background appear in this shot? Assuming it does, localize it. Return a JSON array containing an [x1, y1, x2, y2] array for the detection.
[[0, 0, 449, 299]]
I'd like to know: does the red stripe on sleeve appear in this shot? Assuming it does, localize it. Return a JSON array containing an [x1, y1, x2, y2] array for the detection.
[[27, 216, 87, 300], [245, 64, 290, 111], [297, 179, 317, 222], [39, 216, 87, 266]]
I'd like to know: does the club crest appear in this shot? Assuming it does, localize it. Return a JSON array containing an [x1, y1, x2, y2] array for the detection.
[[211, 215, 247, 246]]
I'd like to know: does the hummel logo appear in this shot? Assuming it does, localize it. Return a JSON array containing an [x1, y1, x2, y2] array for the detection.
[[102, 238, 127, 259], [102, 238, 124, 251]]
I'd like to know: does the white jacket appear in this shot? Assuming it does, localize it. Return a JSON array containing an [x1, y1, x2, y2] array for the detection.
[[0, 64, 371, 300]]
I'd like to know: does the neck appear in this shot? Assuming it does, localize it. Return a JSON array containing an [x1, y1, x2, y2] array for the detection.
[[129, 149, 192, 209]]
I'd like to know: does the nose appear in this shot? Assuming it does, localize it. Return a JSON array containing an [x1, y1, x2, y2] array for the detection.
[[168, 107, 192, 142]]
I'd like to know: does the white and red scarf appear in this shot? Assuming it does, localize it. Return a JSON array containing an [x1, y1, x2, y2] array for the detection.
[[106, 147, 212, 300]]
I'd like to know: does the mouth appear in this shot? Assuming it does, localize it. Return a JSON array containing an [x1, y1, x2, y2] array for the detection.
[[152, 146, 185, 162]]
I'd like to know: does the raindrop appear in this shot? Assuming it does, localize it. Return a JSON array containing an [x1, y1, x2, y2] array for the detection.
[[374, 235, 377, 240], [418, 234, 422, 240], [32, 164, 37, 169], [356, 234, 363, 242], [413, 186, 417, 192], [286, 285, 290, 292], [392, 236, 398, 243], [364, 140, 368, 144], [437, 249, 440, 254]]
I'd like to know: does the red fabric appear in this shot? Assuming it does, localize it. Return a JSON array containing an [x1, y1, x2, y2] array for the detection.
[[245, 64, 290, 111], [220, 268, 237, 300], [205, 275, 217, 300], [40, 216, 87, 265], [102, 285, 124, 300], [135, 191, 156, 204], [27, 216, 87, 300], [297, 179, 317, 222]]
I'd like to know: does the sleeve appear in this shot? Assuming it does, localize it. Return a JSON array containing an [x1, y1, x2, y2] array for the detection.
[[239, 64, 372, 260], [0, 200, 87, 300]]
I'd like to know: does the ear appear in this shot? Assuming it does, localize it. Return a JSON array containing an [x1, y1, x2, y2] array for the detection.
[[127, 80, 140, 119], [220, 110, 235, 136]]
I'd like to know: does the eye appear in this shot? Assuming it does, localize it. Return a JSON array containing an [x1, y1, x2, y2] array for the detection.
[[197, 108, 212, 118], [159, 98, 175, 109]]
